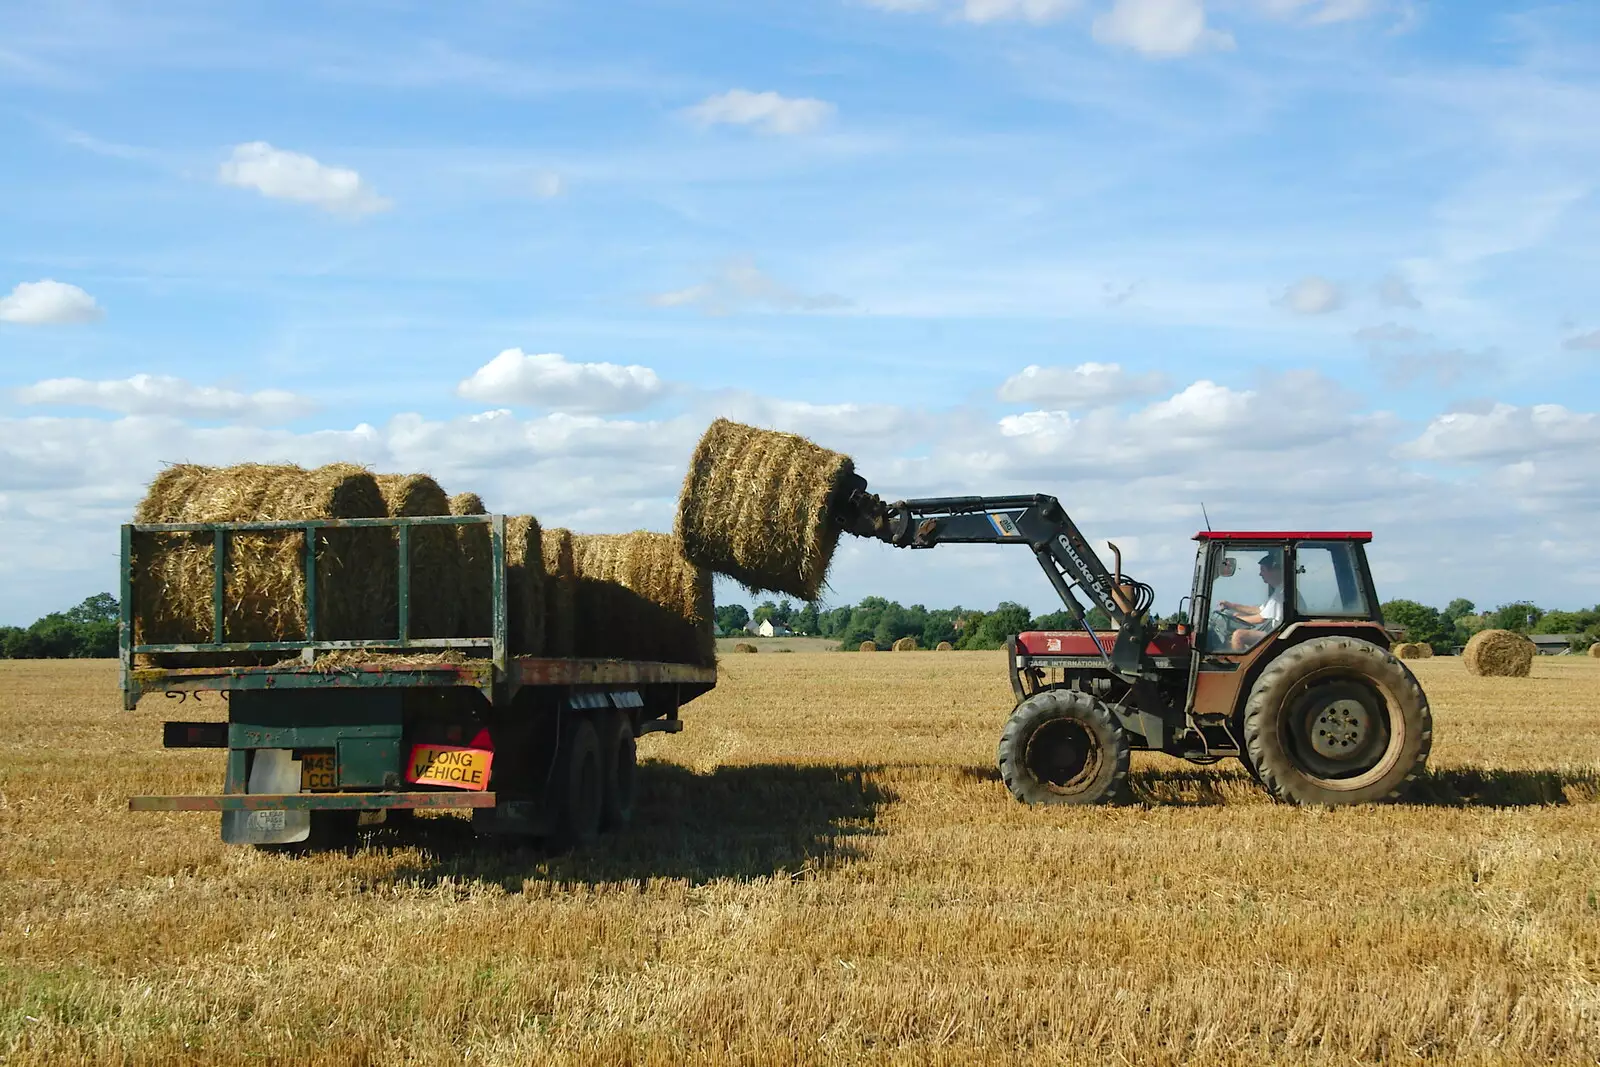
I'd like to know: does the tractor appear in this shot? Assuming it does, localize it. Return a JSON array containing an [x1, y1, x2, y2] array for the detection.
[[831, 483, 1431, 805]]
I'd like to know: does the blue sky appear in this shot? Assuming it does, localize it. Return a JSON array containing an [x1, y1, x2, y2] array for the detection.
[[2, 0, 1597, 625]]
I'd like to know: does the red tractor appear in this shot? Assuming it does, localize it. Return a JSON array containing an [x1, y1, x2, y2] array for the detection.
[[833, 485, 1431, 806]]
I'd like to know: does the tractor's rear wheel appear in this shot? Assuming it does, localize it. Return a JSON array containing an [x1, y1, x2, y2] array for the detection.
[[1243, 636, 1431, 805], [998, 689, 1129, 806]]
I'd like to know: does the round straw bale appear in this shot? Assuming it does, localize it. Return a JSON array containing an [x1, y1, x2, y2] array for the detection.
[[1590, 643, 1600, 659], [892, 636, 919, 652], [676, 418, 855, 601], [936, 641, 954, 651], [733, 642, 758, 653], [571, 532, 714, 665], [1462, 629, 1536, 678], [132, 463, 392, 656], [859, 640, 877, 652], [539, 527, 577, 658], [506, 516, 546, 656], [373, 474, 462, 640], [448, 492, 492, 640], [1392, 642, 1433, 659]]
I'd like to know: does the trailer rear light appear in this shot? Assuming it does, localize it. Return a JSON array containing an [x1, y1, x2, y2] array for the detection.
[[163, 722, 228, 748]]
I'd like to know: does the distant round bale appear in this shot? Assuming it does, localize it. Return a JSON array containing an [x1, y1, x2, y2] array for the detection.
[[1463, 629, 1536, 678], [733, 642, 758, 653], [858, 640, 877, 653], [374, 474, 462, 640], [1392, 642, 1433, 659], [133, 462, 392, 650], [892, 636, 919, 652], [936, 641, 954, 651], [1589, 643, 1600, 659], [676, 418, 855, 601]]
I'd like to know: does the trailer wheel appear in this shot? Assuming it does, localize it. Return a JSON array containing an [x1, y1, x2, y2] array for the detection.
[[997, 689, 1129, 806], [598, 710, 637, 830], [1243, 636, 1431, 806], [549, 715, 603, 851]]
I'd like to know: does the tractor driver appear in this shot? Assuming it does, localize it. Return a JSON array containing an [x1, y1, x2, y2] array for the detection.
[[1218, 551, 1284, 651]]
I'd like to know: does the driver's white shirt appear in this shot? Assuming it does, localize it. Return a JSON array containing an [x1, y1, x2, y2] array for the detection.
[[1259, 588, 1283, 627]]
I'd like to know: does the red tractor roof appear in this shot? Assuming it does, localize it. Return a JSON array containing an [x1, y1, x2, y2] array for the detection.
[[1193, 531, 1372, 542]]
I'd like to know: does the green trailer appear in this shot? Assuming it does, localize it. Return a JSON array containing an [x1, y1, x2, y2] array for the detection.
[[121, 514, 715, 848]]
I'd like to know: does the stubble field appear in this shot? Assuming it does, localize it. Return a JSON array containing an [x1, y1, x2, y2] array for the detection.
[[2, 653, 1599, 1065]]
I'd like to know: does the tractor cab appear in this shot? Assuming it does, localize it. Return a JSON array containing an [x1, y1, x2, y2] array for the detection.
[[1188, 531, 1382, 658]]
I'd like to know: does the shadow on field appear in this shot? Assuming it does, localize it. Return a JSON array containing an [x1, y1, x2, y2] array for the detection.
[[383, 762, 893, 889], [957, 763, 1261, 806], [1406, 766, 1600, 807]]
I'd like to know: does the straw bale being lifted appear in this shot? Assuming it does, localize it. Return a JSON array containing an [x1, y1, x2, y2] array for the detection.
[[1392, 642, 1433, 660], [449, 493, 492, 640], [892, 636, 919, 652], [374, 474, 462, 640], [506, 516, 546, 656], [540, 527, 578, 657], [1463, 629, 1536, 678], [132, 463, 392, 650], [572, 532, 714, 666], [676, 418, 855, 601]]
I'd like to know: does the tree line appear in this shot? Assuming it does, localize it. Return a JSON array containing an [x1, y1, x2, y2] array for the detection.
[[721, 596, 1600, 653], [0, 594, 120, 659]]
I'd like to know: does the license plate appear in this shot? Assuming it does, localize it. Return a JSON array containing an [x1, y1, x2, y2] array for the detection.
[[407, 745, 492, 790], [300, 751, 337, 791]]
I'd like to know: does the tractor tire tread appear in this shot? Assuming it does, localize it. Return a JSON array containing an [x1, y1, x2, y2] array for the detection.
[[996, 688, 1130, 806], [1244, 636, 1432, 806]]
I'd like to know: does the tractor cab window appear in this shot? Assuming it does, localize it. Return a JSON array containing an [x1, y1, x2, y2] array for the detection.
[[1205, 546, 1286, 652], [1293, 541, 1371, 618]]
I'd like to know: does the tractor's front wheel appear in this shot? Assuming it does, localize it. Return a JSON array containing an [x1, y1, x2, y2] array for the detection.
[[998, 689, 1129, 806], [1243, 636, 1431, 805]]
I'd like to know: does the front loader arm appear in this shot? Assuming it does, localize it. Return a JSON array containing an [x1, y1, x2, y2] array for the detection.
[[831, 476, 1155, 676]]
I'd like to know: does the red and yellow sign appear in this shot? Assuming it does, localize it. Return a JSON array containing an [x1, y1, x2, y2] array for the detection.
[[407, 744, 492, 790]]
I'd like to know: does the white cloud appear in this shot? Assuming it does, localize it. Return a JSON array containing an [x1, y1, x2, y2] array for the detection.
[[998, 362, 1168, 407], [218, 141, 391, 216], [1275, 275, 1345, 315], [650, 259, 851, 315], [0, 280, 104, 325], [1377, 273, 1422, 309], [15, 374, 315, 424], [683, 90, 835, 136], [1092, 0, 1235, 58], [1257, 0, 1375, 24], [1564, 329, 1600, 351], [1353, 322, 1423, 344], [1401, 403, 1600, 464], [862, 0, 1077, 23], [456, 349, 664, 414], [532, 171, 564, 198]]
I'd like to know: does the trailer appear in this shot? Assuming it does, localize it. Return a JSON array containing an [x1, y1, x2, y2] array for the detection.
[[121, 514, 715, 848]]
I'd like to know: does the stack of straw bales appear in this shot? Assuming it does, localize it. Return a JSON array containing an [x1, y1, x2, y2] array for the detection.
[[133, 463, 393, 650], [505, 516, 546, 656], [1392, 642, 1434, 659], [892, 636, 919, 652], [571, 532, 715, 666], [1463, 629, 1536, 678], [676, 419, 855, 601], [449, 493, 492, 640], [540, 527, 578, 657], [374, 474, 461, 640]]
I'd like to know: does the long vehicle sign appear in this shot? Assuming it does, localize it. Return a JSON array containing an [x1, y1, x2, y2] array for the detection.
[[407, 744, 493, 790]]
